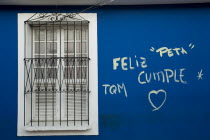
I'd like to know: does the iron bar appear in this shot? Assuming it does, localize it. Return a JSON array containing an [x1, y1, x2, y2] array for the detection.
[[52, 21, 55, 126], [45, 21, 48, 126], [67, 21, 69, 126], [30, 22, 33, 126], [87, 23, 89, 125], [24, 56, 90, 59], [74, 21, 76, 126], [38, 21, 41, 126], [24, 22, 26, 126], [60, 21, 62, 126], [80, 21, 83, 125]]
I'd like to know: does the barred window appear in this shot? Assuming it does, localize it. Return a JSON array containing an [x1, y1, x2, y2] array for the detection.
[[18, 13, 98, 136]]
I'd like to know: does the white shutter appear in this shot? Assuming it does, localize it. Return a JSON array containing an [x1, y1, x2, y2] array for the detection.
[[34, 85, 56, 121], [64, 89, 88, 121], [32, 24, 88, 124], [63, 28, 88, 122], [33, 27, 58, 123]]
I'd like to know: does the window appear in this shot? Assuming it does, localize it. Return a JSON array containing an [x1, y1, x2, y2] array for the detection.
[[18, 13, 98, 136]]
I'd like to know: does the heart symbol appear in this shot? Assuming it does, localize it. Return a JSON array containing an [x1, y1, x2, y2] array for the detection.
[[148, 89, 167, 111]]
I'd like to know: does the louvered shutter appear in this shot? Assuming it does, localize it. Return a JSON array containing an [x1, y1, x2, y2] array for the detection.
[[34, 85, 56, 122]]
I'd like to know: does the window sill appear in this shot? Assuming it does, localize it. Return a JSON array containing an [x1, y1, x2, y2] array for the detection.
[[25, 124, 91, 131], [25, 120, 90, 131]]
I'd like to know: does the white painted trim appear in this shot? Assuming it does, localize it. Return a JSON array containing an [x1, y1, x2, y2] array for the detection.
[[1, 0, 209, 6], [17, 13, 98, 136]]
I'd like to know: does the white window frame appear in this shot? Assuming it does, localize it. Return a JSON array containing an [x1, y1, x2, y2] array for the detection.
[[18, 13, 98, 136]]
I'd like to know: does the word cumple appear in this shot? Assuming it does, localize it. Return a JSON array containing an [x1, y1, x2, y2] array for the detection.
[[113, 56, 147, 70], [102, 83, 128, 97], [138, 68, 187, 84], [151, 47, 188, 57]]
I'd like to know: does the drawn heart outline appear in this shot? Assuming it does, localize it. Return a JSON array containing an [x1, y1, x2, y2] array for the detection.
[[148, 89, 167, 111]]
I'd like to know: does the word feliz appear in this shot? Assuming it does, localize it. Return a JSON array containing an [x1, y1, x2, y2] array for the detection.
[[138, 68, 187, 84], [113, 56, 147, 70]]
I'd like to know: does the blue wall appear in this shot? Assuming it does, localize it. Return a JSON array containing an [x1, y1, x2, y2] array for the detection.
[[0, 4, 210, 140]]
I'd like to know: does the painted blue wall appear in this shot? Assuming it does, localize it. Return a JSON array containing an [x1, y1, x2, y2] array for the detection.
[[0, 4, 210, 140]]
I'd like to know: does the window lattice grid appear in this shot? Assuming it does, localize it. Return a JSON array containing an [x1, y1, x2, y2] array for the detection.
[[24, 21, 90, 127]]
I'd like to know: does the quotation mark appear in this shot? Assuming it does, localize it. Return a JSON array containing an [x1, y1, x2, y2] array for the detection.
[[189, 43, 195, 49], [150, 47, 155, 52]]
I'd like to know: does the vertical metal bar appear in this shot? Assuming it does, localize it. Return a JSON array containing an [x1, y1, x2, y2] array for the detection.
[[24, 22, 26, 126], [52, 21, 55, 126], [80, 21, 83, 125], [45, 22, 48, 126], [67, 21, 69, 126], [24, 61, 26, 126], [38, 21, 41, 126], [60, 21, 62, 126], [87, 22, 89, 125], [73, 21, 76, 126], [31, 23, 33, 126]]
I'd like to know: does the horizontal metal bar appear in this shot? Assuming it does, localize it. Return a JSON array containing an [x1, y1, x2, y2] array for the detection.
[[24, 57, 90, 60]]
